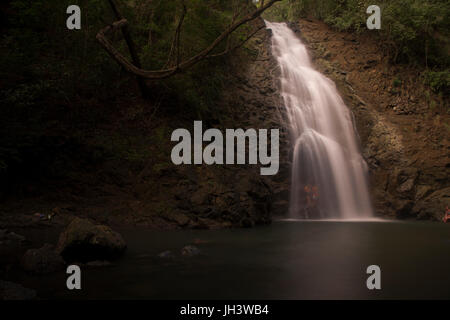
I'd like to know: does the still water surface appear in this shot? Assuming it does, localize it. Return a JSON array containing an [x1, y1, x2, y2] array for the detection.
[[21, 220, 450, 299]]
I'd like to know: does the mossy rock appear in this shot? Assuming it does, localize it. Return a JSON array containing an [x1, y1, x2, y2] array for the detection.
[[56, 218, 126, 263]]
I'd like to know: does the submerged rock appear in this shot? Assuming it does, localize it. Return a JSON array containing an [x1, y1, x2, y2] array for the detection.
[[85, 260, 113, 268], [6, 232, 26, 242], [21, 244, 65, 274], [158, 250, 175, 259], [0, 230, 26, 246], [56, 218, 126, 263], [181, 245, 201, 257], [0, 281, 36, 300]]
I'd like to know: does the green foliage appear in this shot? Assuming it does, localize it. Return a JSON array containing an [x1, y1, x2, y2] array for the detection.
[[0, 0, 118, 179], [265, 0, 449, 94], [392, 78, 402, 88], [382, 0, 450, 67], [324, 0, 367, 32], [0, 0, 254, 184], [132, 0, 249, 117], [423, 70, 450, 94], [267, 0, 449, 67]]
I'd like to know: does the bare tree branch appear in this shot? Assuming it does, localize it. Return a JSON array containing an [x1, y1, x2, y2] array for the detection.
[[175, 0, 187, 68], [107, 0, 149, 96], [207, 25, 265, 59], [164, 0, 187, 69], [226, 2, 240, 51], [96, 0, 281, 80]]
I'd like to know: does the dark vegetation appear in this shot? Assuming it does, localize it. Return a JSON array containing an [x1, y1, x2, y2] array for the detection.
[[0, 0, 447, 211], [0, 0, 273, 197], [265, 0, 450, 96]]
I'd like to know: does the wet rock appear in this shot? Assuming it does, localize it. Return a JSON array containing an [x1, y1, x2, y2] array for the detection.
[[273, 189, 289, 203], [85, 260, 113, 268], [413, 204, 437, 221], [397, 178, 415, 194], [190, 218, 226, 230], [8, 232, 26, 242], [241, 217, 254, 228], [419, 187, 450, 220], [181, 245, 201, 257], [395, 200, 415, 219], [193, 238, 211, 245], [427, 187, 450, 201], [415, 185, 433, 201], [165, 211, 190, 227], [0, 281, 36, 300], [0, 231, 26, 245], [56, 218, 127, 263], [158, 250, 175, 259], [287, 22, 300, 33], [0, 230, 25, 275], [191, 189, 210, 206], [176, 199, 192, 211], [203, 207, 220, 219], [21, 244, 65, 274], [126, 22, 285, 230], [0, 230, 28, 258], [272, 200, 289, 216]]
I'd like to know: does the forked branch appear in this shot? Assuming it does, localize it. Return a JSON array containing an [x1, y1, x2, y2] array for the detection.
[[96, 0, 281, 80]]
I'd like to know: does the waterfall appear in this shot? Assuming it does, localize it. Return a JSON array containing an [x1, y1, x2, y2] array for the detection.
[[266, 21, 373, 219]]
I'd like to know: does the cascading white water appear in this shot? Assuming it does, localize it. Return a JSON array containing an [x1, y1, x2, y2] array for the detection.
[[266, 21, 373, 219]]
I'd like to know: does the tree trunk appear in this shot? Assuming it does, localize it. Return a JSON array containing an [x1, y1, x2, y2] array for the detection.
[[107, 0, 150, 98]]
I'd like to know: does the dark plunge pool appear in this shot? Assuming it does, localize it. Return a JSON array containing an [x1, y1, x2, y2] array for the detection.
[[16, 220, 450, 299]]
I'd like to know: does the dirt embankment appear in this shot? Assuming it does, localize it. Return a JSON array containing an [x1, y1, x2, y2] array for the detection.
[[292, 19, 449, 220]]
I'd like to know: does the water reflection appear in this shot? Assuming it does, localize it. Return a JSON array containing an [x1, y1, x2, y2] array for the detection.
[[18, 221, 450, 299]]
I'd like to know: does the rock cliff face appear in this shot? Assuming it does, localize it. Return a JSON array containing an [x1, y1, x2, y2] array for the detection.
[[4, 18, 446, 232], [165, 16, 449, 227], [215, 20, 291, 221], [161, 18, 290, 228], [292, 19, 449, 220], [126, 18, 290, 229], [0, 18, 290, 231]]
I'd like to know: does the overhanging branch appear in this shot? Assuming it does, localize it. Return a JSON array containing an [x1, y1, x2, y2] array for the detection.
[[96, 0, 281, 80]]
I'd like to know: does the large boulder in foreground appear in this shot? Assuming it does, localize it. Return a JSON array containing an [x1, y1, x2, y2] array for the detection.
[[56, 218, 126, 263]]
